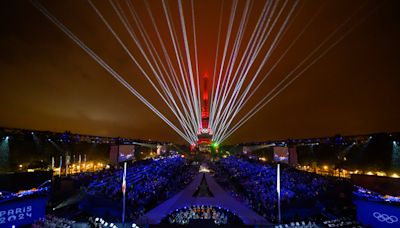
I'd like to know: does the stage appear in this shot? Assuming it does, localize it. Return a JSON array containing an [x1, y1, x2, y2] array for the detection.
[[138, 172, 270, 226]]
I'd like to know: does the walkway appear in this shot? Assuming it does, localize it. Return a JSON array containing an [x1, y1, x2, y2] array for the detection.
[[138, 172, 270, 225]]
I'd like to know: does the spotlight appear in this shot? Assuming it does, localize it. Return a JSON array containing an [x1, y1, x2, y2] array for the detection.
[[212, 142, 219, 148], [5, 136, 9, 140]]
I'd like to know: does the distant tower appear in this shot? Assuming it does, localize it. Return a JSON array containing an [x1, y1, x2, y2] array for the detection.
[[197, 72, 212, 152]]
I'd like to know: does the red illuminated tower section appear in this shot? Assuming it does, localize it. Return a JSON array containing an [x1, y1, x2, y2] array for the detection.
[[201, 72, 210, 129], [197, 72, 212, 152]]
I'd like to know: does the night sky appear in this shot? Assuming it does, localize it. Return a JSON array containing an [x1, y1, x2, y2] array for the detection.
[[1, 0, 399, 144]]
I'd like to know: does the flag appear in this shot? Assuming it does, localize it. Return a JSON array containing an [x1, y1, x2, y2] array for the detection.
[[122, 162, 127, 194], [122, 162, 127, 224]]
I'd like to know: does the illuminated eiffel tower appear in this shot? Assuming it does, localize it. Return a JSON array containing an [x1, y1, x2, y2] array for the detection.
[[197, 72, 212, 152]]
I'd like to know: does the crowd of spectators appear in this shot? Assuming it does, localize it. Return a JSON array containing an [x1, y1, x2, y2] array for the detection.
[[274, 221, 317, 228], [274, 218, 361, 228], [165, 205, 242, 225], [322, 218, 362, 227], [84, 155, 197, 220], [32, 215, 75, 228], [0, 191, 14, 202], [88, 217, 116, 228], [0, 182, 50, 203], [214, 156, 353, 223], [353, 185, 400, 203], [32, 215, 143, 228]]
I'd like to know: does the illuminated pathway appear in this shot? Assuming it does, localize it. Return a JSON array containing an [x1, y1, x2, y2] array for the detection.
[[138, 172, 269, 225]]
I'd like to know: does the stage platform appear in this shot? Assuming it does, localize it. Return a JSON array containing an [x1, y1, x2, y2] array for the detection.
[[138, 172, 270, 226]]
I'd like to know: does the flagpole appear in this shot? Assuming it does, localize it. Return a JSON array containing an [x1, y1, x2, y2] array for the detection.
[[59, 156, 62, 177], [122, 162, 127, 225], [277, 163, 281, 224], [78, 154, 82, 173]]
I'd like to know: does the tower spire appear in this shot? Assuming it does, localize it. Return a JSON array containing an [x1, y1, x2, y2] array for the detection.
[[197, 72, 212, 152]]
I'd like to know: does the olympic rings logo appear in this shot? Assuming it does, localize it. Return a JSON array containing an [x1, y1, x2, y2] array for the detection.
[[373, 212, 398, 224]]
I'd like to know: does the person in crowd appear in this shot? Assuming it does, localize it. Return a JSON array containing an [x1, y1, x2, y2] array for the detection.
[[166, 205, 235, 225]]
